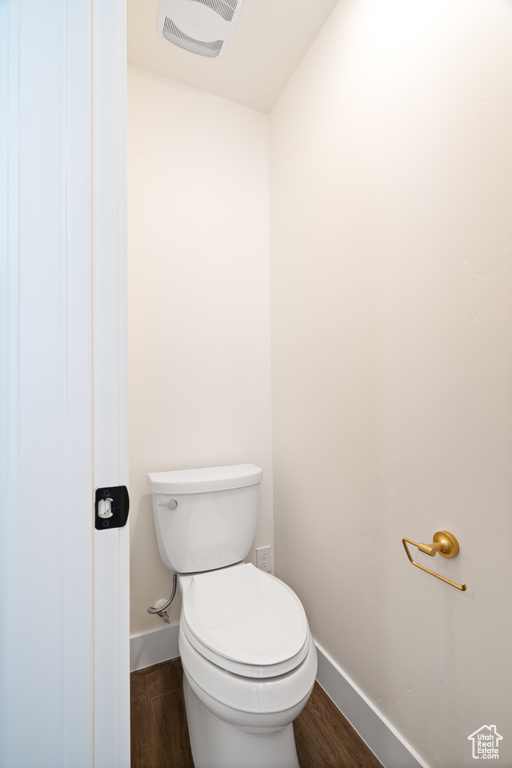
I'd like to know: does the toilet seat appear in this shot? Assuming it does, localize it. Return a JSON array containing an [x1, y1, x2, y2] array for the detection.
[[179, 622, 318, 717], [180, 563, 309, 678]]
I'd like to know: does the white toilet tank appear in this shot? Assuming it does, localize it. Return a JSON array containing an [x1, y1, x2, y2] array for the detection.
[[148, 464, 263, 574]]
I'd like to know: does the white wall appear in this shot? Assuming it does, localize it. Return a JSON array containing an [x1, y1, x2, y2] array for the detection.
[[269, 1, 512, 767], [127, 67, 273, 633]]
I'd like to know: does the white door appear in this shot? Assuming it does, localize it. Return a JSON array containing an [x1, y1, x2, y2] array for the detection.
[[0, 2, 130, 766]]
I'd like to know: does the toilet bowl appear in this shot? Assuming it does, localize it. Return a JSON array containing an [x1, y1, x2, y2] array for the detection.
[[148, 464, 317, 768], [178, 563, 317, 768]]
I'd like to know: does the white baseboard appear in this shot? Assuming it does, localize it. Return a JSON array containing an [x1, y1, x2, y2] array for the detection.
[[315, 642, 429, 768], [129, 628, 428, 768], [130, 622, 180, 671]]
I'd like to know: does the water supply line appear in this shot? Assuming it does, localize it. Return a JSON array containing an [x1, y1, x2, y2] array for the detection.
[[147, 572, 178, 624]]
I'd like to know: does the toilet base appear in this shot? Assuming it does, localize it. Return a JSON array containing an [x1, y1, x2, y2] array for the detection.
[[183, 674, 301, 768]]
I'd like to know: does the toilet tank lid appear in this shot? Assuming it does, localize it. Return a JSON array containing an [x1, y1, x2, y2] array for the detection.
[[148, 463, 263, 494]]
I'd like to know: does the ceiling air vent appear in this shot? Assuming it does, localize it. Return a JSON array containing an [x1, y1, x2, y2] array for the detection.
[[157, 0, 243, 58]]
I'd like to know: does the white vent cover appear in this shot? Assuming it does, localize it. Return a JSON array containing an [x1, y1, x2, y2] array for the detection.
[[157, 0, 243, 58]]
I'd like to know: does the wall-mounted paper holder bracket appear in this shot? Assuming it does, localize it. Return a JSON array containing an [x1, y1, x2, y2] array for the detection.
[[402, 531, 467, 591]]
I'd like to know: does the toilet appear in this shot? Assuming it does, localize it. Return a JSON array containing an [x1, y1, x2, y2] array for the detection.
[[148, 463, 317, 768]]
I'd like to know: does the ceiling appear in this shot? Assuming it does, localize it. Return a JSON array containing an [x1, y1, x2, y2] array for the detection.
[[127, 0, 339, 114]]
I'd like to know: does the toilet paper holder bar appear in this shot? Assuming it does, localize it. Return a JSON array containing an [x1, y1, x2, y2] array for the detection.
[[402, 531, 467, 591]]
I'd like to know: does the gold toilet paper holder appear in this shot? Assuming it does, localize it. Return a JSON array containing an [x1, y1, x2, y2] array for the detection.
[[402, 531, 467, 591]]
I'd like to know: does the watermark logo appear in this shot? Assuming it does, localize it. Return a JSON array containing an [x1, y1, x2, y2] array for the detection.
[[468, 725, 503, 760]]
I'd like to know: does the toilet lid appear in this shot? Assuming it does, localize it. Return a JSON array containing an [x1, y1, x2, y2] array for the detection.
[[182, 563, 308, 674]]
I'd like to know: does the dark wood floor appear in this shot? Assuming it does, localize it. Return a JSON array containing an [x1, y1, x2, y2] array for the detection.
[[131, 658, 383, 768]]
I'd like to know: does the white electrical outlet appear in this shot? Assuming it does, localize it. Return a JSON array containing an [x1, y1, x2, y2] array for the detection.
[[256, 545, 272, 572]]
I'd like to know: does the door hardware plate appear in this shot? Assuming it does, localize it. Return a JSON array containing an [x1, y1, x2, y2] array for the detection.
[[95, 486, 130, 530]]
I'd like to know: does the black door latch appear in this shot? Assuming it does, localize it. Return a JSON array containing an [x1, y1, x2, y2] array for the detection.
[[94, 485, 129, 530]]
